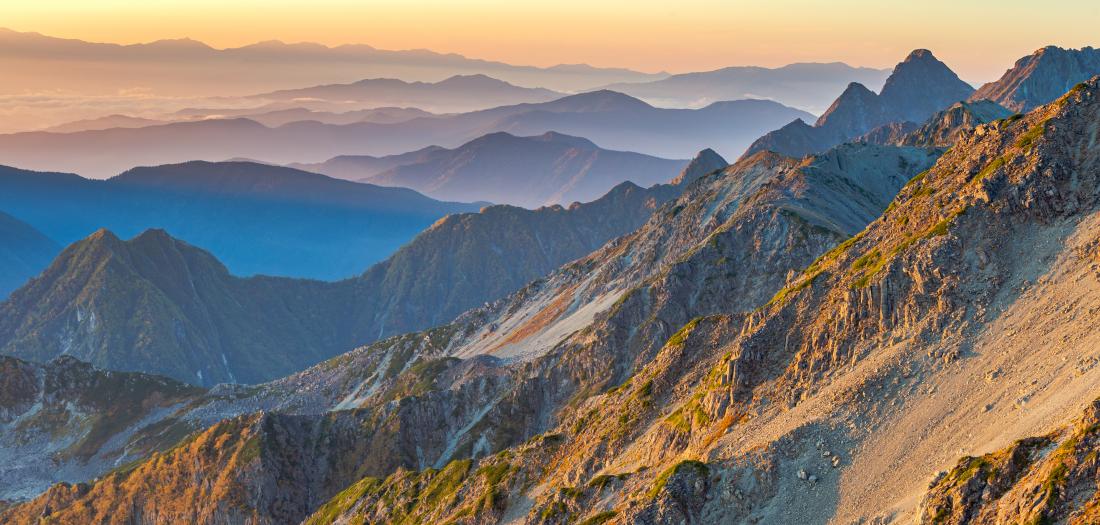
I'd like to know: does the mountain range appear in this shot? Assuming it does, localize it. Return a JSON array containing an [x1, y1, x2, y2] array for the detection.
[[5, 72, 1089, 525], [0, 27, 662, 97], [598, 62, 891, 114], [0, 150, 710, 386], [294, 131, 687, 207], [0, 133, 939, 520], [6, 34, 1100, 525], [0, 162, 482, 280], [0, 90, 809, 178], [45, 106, 437, 133], [250, 74, 564, 113], [744, 49, 975, 158]]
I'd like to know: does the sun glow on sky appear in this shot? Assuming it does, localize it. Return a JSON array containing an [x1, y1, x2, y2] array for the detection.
[[4, 0, 1100, 82]]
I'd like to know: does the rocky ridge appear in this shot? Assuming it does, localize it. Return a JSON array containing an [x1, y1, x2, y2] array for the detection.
[[861, 99, 1015, 148], [971, 46, 1100, 112], [744, 49, 974, 158]]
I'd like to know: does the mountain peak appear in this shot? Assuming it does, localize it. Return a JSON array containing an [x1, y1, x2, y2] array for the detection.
[[878, 48, 973, 123], [85, 228, 122, 245], [130, 228, 176, 247], [971, 46, 1100, 112], [551, 90, 653, 112], [531, 131, 598, 148], [672, 148, 728, 186], [835, 82, 878, 101], [902, 48, 936, 62], [437, 73, 509, 86]]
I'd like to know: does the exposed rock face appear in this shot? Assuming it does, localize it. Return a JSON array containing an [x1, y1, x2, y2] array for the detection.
[[971, 46, 1100, 112], [0, 355, 202, 501], [745, 49, 974, 158], [0, 211, 59, 299], [920, 399, 1100, 524], [815, 81, 891, 138], [0, 139, 938, 519], [12, 75, 1100, 525], [861, 99, 1014, 148]]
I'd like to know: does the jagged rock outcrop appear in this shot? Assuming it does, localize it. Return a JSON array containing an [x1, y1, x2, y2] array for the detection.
[[971, 45, 1100, 112], [0, 211, 58, 299], [745, 49, 974, 158], [861, 99, 1014, 148], [920, 398, 1100, 524]]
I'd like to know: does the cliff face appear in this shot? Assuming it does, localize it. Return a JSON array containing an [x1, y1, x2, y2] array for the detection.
[[9, 72, 1100, 525]]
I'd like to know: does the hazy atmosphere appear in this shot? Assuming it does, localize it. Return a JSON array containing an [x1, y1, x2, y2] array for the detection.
[[3, 2, 1100, 523], [4, 0, 1100, 80]]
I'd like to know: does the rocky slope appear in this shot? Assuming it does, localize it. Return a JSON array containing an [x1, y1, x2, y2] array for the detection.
[[295, 131, 688, 207], [16, 73, 1100, 525], [0, 154, 697, 387], [0, 355, 203, 501], [0, 211, 59, 299], [971, 46, 1100, 112], [0, 139, 937, 519], [745, 49, 973, 158], [919, 397, 1100, 524], [299, 75, 1100, 525], [351, 167, 696, 340]]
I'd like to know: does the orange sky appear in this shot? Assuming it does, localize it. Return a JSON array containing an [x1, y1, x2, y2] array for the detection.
[[4, 0, 1099, 82]]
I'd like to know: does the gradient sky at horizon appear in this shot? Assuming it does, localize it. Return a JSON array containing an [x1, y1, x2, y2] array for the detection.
[[4, 0, 1099, 82]]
